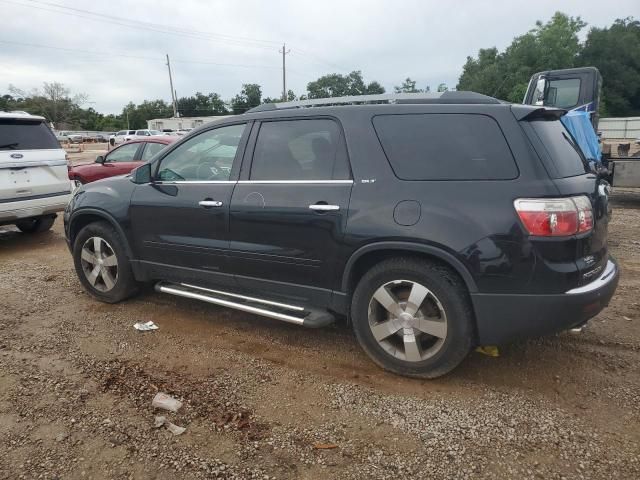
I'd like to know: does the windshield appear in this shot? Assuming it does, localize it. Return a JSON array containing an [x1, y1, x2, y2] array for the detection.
[[0, 119, 60, 150], [149, 130, 161, 135]]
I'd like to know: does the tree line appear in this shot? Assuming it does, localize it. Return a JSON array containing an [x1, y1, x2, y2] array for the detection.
[[1, 12, 638, 130], [457, 13, 640, 117]]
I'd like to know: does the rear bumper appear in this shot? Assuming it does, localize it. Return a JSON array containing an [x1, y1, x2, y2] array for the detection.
[[0, 191, 71, 223], [472, 257, 619, 345]]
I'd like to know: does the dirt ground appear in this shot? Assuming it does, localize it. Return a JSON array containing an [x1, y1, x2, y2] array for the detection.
[[1, 192, 639, 480]]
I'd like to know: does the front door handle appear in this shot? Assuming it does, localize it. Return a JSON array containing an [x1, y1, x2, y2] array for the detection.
[[309, 204, 339, 211], [199, 199, 223, 208]]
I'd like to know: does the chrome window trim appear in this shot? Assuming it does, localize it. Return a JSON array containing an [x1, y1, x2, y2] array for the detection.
[[154, 180, 236, 185], [152, 180, 354, 185], [237, 180, 354, 184]]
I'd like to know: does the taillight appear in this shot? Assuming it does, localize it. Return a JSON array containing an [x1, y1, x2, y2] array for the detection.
[[514, 196, 593, 237]]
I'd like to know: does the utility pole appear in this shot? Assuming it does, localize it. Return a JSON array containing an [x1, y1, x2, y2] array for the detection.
[[279, 43, 290, 102], [126, 109, 129, 130], [166, 54, 178, 118]]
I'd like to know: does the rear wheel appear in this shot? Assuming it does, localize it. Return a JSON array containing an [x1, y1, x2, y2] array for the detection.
[[72, 221, 138, 303], [15, 214, 56, 233], [351, 257, 474, 378]]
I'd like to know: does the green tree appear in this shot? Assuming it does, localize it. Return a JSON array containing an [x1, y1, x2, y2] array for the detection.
[[394, 77, 423, 93], [263, 89, 297, 104], [437, 83, 449, 92], [122, 100, 173, 129], [5, 82, 87, 128], [306, 71, 385, 98], [177, 91, 227, 117], [458, 12, 586, 102], [579, 17, 640, 116], [231, 83, 262, 114]]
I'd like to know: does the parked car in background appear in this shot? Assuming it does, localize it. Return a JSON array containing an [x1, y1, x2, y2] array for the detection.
[[64, 92, 618, 378], [109, 129, 162, 147], [1, 111, 72, 233], [56, 131, 83, 143], [109, 130, 136, 147], [68, 136, 176, 187]]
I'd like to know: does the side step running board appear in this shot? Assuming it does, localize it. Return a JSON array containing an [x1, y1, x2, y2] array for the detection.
[[154, 282, 335, 328]]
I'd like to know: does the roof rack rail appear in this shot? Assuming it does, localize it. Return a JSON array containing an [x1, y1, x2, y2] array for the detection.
[[247, 91, 500, 113]]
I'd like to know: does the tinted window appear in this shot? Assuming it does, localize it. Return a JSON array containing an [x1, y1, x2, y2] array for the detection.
[[106, 142, 139, 162], [545, 78, 581, 109], [528, 119, 588, 178], [141, 141, 166, 161], [0, 120, 59, 150], [373, 114, 517, 180], [157, 124, 245, 181], [250, 119, 350, 180]]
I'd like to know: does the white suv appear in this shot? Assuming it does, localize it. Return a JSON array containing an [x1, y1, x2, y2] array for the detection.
[[0, 111, 71, 233], [109, 129, 162, 147]]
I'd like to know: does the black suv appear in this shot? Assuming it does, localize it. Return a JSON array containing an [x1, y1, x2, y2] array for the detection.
[[64, 92, 619, 378]]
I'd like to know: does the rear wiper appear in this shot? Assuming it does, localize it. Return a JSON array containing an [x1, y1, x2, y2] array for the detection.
[[0, 143, 19, 150], [561, 131, 592, 172]]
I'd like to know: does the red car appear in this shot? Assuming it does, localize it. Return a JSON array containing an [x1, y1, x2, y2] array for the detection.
[[69, 136, 177, 186]]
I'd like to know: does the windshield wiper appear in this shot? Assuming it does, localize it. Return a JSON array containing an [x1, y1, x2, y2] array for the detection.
[[0, 142, 19, 150], [561, 131, 592, 172]]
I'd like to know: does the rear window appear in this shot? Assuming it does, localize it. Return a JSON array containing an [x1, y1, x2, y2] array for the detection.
[[0, 119, 60, 150], [528, 119, 588, 178], [372, 114, 518, 180]]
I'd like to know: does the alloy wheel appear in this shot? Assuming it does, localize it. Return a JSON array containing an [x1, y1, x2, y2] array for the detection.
[[367, 279, 448, 362], [80, 236, 119, 292]]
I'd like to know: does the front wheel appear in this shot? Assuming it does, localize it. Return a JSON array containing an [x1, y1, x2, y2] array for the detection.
[[351, 257, 474, 378], [72, 221, 138, 303], [15, 214, 56, 233]]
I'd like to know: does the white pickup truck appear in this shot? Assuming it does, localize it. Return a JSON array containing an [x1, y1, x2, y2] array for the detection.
[[0, 111, 72, 233]]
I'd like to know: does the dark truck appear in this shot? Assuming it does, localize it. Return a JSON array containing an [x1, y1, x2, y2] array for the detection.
[[64, 92, 619, 378], [524, 66, 640, 187]]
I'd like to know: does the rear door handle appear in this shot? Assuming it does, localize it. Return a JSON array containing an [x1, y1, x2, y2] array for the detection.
[[309, 204, 339, 211], [199, 200, 223, 208]]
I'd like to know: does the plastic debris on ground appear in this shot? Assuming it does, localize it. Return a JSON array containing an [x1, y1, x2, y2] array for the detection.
[[475, 345, 500, 357], [153, 415, 186, 435], [152, 392, 183, 412], [133, 321, 159, 331]]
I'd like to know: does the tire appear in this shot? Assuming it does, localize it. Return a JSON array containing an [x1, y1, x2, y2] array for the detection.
[[72, 221, 138, 303], [351, 257, 474, 378], [109, 138, 115, 147], [15, 214, 56, 233]]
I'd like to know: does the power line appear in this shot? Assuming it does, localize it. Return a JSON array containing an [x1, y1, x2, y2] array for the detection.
[[23, 0, 282, 47], [0, 39, 283, 70], [1, 0, 279, 51], [290, 48, 349, 72]]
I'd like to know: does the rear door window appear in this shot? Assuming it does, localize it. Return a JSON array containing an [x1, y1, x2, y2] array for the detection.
[[0, 120, 59, 150], [250, 119, 350, 180], [527, 119, 588, 178], [140, 142, 166, 161], [372, 114, 518, 180]]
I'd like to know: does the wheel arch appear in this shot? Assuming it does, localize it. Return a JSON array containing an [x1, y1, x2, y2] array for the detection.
[[68, 208, 134, 258], [341, 242, 477, 295]]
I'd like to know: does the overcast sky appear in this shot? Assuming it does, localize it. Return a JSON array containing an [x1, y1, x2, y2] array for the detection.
[[1, 0, 637, 114]]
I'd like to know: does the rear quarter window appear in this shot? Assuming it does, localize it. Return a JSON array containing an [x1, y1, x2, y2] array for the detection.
[[527, 119, 588, 178], [372, 113, 518, 181], [0, 120, 60, 150]]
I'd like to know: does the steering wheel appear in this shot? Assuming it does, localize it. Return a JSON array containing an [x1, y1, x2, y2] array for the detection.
[[196, 162, 221, 180]]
